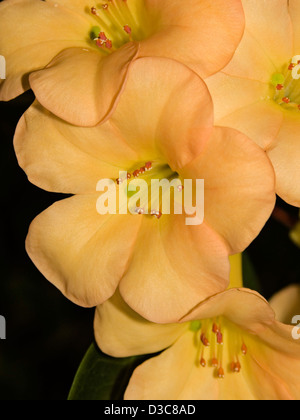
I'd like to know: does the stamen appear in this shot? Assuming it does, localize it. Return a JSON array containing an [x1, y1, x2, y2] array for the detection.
[[200, 358, 206, 368], [241, 343, 247, 355], [217, 367, 225, 379], [200, 333, 210, 347]]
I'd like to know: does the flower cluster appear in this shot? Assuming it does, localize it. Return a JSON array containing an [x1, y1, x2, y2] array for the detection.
[[2, 0, 300, 400]]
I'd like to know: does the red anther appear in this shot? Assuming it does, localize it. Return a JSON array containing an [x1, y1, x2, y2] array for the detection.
[[116, 178, 123, 185], [211, 358, 218, 368], [135, 208, 145, 215], [105, 39, 113, 49], [99, 32, 108, 41], [234, 361, 241, 372], [289, 63, 296, 70], [91, 6, 98, 15], [96, 39, 104, 48], [241, 343, 247, 355], [216, 331, 223, 345], [102, 4, 109, 10], [133, 170, 140, 177], [127, 173, 132, 179], [230, 362, 236, 372], [155, 211, 162, 220], [200, 358, 206, 367], [124, 25, 132, 35], [212, 323, 219, 333], [217, 367, 225, 379], [201, 333, 210, 347], [139, 166, 146, 174], [145, 162, 152, 170], [276, 84, 284, 90], [282, 97, 290, 104]]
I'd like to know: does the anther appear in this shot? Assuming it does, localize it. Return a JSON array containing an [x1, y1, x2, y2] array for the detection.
[[216, 331, 223, 345], [289, 63, 296, 70], [133, 170, 140, 177], [212, 323, 219, 333], [282, 97, 291, 104], [276, 84, 284, 90], [145, 162, 152, 171], [91, 6, 98, 15], [217, 367, 225, 379], [241, 343, 247, 355], [135, 207, 145, 215], [211, 358, 218, 368], [124, 25, 132, 35], [201, 333, 210, 347], [200, 358, 206, 368]]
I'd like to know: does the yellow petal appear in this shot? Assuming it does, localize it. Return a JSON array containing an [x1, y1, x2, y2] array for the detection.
[[141, 0, 245, 78], [288, 0, 300, 54], [29, 44, 139, 127], [119, 215, 230, 323], [267, 112, 300, 207], [269, 284, 300, 324], [0, 0, 93, 100], [26, 195, 143, 307], [94, 290, 187, 358], [14, 101, 139, 194], [181, 288, 275, 333], [109, 57, 214, 170], [181, 127, 276, 253]]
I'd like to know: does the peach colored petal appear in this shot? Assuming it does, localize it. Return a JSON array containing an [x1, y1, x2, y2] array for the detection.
[[124, 330, 257, 400], [26, 195, 143, 308], [181, 288, 275, 333], [141, 0, 245, 78], [205, 72, 270, 122], [223, 0, 293, 81], [14, 101, 139, 194], [94, 290, 187, 358], [109, 57, 214, 170], [180, 127, 276, 253], [119, 214, 230, 324], [245, 322, 300, 399], [288, 0, 300, 54], [29, 44, 139, 127], [269, 284, 300, 324], [215, 100, 284, 151], [0, 0, 93, 101], [266, 112, 300, 207]]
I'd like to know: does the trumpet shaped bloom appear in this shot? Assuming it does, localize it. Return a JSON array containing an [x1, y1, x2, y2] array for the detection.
[[95, 256, 300, 400], [0, 0, 245, 126], [206, 0, 300, 207], [14, 57, 275, 323]]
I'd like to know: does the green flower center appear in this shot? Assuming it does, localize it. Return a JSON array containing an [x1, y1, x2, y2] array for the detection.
[[116, 161, 181, 219], [190, 317, 248, 379], [270, 57, 300, 111], [88, 0, 153, 53]]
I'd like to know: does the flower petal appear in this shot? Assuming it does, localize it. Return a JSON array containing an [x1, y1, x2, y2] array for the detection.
[[109, 57, 214, 170], [29, 44, 139, 127], [26, 195, 142, 307], [266, 112, 300, 207], [0, 0, 93, 100], [269, 284, 300, 324], [94, 290, 187, 358], [141, 0, 245, 78], [288, 0, 300, 54], [181, 127, 276, 253], [124, 330, 256, 400], [14, 101, 139, 194], [181, 288, 275, 334], [119, 214, 230, 324]]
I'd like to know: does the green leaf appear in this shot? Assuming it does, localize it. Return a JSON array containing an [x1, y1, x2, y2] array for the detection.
[[68, 342, 150, 400]]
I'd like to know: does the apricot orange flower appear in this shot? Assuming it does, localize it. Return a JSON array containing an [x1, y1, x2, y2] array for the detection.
[[95, 255, 300, 400], [206, 0, 300, 207], [0, 0, 245, 126], [14, 57, 275, 323]]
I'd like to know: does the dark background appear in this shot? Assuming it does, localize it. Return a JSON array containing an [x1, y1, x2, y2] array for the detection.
[[0, 91, 95, 400]]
